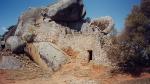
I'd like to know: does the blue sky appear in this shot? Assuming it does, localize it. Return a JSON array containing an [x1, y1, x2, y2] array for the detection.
[[0, 0, 140, 35]]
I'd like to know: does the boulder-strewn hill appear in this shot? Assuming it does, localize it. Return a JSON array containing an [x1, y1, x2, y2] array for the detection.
[[1, 0, 150, 84], [5, 0, 115, 71]]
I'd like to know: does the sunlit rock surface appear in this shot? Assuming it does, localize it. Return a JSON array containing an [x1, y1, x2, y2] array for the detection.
[[5, 0, 115, 70]]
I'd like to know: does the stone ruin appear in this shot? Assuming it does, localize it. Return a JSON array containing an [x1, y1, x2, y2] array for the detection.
[[5, 0, 115, 71]]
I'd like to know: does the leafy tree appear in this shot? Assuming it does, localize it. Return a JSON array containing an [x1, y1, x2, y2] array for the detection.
[[107, 0, 150, 75], [141, 0, 150, 18]]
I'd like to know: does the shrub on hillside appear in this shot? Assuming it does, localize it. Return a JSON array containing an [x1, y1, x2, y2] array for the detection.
[[141, 0, 150, 18], [107, 36, 150, 74], [107, 0, 150, 75]]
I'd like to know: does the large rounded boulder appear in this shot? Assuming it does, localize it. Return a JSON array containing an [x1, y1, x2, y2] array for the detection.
[[26, 42, 70, 71], [6, 36, 25, 53], [90, 16, 115, 34], [45, 0, 86, 22]]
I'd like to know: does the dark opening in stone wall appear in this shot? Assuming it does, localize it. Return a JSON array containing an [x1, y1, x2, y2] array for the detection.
[[88, 50, 93, 62]]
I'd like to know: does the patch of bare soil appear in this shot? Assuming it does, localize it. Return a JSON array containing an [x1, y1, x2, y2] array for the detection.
[[1, 50, 150, 84], [1, 63, 150, 84], [13, 62, 150, 84], [0, 70, 15, 84], [0, 50, 52, 84]]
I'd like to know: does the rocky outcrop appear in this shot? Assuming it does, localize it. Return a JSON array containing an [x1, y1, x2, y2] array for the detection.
[[0, 25, 17, 50], [0, 56, 22, 70], [90, 16, 114, 34], [45, 0, 86, 22], [15, 0, 86, 41], [6, 36, 25, 53], [2, 25, 17, 41], [15, 8, 43, 38], [6, 0, 115, 70]]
